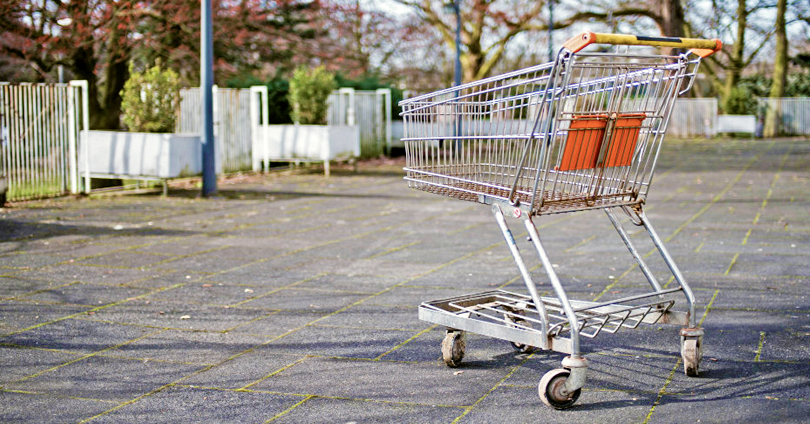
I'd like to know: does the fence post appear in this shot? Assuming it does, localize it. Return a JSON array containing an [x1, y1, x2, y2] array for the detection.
[[376, 88, 392, 155], [339, 88, 356, 126], [66, 83, 78, 194], [69, 80, 90, 193], [249, 85, 268, 172]]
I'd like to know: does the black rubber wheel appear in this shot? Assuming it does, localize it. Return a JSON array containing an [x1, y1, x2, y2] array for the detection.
[[505, 315, 536, 354], [538, 368, 581, 409]]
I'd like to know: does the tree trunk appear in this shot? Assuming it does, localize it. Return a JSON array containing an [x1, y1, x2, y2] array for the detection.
[[763, 0, 787, 137], [656, 0, 687, 55], [70, 47, 104, 130], [722, 0, 748, 113], [98, 27, 130, 130], [68, 28, 130, 130]]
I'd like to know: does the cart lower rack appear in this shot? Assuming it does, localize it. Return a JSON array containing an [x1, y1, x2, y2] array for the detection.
[[400, 32, 721, 409]]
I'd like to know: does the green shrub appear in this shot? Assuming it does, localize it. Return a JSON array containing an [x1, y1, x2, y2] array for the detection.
[[288, 66, 335, 125], [723, 85, 757, 115], [266, 77, 293, 124], [120, 63, 181, 132]]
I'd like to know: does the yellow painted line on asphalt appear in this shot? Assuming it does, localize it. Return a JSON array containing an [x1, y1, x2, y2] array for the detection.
[[642, 358, 680, 424], [364, 241, 421, 260], [741, 228, 753, 246], [450, 353, 535, 423], [725, 252, 740, 275], [374, 324, 439, 361], [449, 221, 487, 235], [593, 263, 638, 301], [1, 281, 190, 337], [594, 143, 774, 302], [240, 356, 311, 391], [78, 203, 508, 422], [755, 332, 766, 362], [564, 235, 597, 253], [743, 148, 788, 245], [3, 281, 81, 302], [0, 388, 120, 404], [665, 144, 773, 244], [201, 204, 474, 283], [7, 328, 165, 385], [140, 245, 233, 269], [699, 289, 719, 328], [227, 273, 327, 308], [263, 395, 315, 423], [644, 288, 718, 423], [181, 383, 464, 409]]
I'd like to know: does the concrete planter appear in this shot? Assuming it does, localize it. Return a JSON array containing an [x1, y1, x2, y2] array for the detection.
[[83, 131, 213, 179], [81, 131, 222, 194], [261, 124, 360, 176]]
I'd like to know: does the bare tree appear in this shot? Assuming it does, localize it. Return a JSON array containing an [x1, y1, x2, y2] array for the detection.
[[685, 0, 776, 111], [317, 1, 426, 79], [763, 0, 788, 136], [391, 0, 547, 82]]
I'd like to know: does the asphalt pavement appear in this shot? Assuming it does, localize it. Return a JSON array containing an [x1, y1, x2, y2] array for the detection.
[[1, 137, 809, 423]]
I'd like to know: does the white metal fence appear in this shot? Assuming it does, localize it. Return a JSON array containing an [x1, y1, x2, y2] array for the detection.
[[178, 87, 393, 166], [1, 82, 396, 202], [669, 97, 810, 137], [0, 82, 87, 201], [327, 88, 392, 157], [17, 80, 807, 203], [759, 97, 810, 136], [669, 98, 718, 138], [177, 87, 253, 173]]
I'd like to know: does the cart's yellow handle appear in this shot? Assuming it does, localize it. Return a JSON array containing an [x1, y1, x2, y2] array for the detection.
[[563, 32, 722, 58]]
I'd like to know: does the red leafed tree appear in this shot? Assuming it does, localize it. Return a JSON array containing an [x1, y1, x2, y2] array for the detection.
[[0, 0, 138, 129], [0, 0, 323, 129], [133, 0, 324, 83]]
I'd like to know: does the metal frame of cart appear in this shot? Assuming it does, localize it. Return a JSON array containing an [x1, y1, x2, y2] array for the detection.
[[399, 32, 722, 409]]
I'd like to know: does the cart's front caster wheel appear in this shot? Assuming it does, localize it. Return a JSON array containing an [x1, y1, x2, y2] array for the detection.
[[441, 330, 465, 368], [505, 316, 536, 354], [682, 337, 702, 377], [538, 368, 581, 410]]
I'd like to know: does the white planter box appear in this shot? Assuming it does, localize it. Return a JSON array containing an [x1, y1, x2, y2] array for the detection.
[[717, 115, 757, 134], [261, 124, 360, 176], [81, 131, 224, 194], [83, 131, 210, 179]]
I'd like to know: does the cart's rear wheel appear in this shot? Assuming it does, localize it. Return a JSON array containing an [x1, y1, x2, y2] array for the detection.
[[505, 315, 536, 354], [682, 337, 701, 377], [441, 330, 465, 368], [538, 368, 581, 409]]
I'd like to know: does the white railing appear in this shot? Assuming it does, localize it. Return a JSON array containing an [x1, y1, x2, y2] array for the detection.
[[0, 82, 87, 201], [759, 97, 810, 136], [2, 79, 806, 204], [1, 82, 401, 202], [177, 87, 253, 173], [669, 98, 718, 138], [179, 87, 394, 165], [328, 88, 392, 157]]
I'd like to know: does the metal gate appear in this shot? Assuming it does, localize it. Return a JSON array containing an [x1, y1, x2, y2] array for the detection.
[[328, 88, 392, 157], [0, 82, 87, 202], [177, 87, 254, 173], [760, 97, 810, 136], [669, 98, 718, 138]]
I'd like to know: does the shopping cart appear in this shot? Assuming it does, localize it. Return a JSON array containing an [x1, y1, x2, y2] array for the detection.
[[399, 32, 722, 409]]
